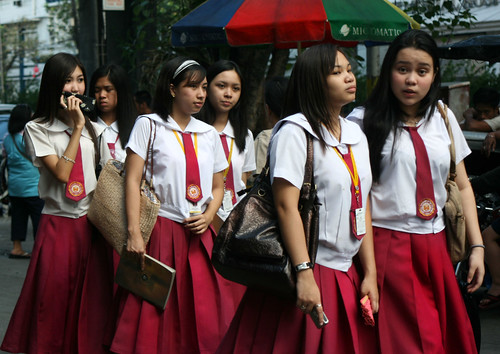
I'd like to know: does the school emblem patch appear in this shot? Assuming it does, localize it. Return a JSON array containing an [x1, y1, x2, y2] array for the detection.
[[418, 198, 435, 217], [68, 181, 84, 197], [187, 184, 201, 200]]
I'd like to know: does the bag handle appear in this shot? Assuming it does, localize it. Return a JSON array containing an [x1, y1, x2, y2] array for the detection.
[[143, 118, 157, 186], [437, 103, 457, 182]]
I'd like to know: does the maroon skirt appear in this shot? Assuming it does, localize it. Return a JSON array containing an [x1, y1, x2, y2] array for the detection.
[[216, 263, 378, 354], [374, 227, 477, 354], [0, 214, 93, 354], [107, 217, 245, 354], [78, 228, 118, 353]]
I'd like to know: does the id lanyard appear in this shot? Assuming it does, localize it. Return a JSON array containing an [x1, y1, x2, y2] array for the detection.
[[173, 131, 198, 156], [334, 146, 366, 240], [107, 133, 120, 159], [223, 138, 234, 181]]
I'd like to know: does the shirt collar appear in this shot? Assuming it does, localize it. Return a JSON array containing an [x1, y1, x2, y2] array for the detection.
[[146, 113, 213, 133], [33, 117, 103, 139], [97, 117, 119, 133], [220, 121, 235, 138], [274, 113, 361, 147]]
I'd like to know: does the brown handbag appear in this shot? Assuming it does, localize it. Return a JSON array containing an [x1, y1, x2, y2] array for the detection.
[[88, 119, 160, 254], [438, 103, 468, 264], [212, 131, 319, 299]]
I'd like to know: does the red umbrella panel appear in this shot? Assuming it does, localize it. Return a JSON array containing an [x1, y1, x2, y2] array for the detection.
[[171, 0, 419, 48]]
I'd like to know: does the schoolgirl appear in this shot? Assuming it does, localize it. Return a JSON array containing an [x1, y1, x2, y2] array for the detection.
[[78, 63, 137, 353], [347, 29, 484, 353], [217, 43, 378, 353], [197, 60, 256, 231], [0, 53, 103, 353], [107, 57, 242, 353]]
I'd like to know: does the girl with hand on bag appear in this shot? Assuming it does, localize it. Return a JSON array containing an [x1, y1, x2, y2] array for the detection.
[[0, 53, 103, 354], [217, 43, 379, 353], [107, 57, 242, 354], [347, 29, 484, 354], [78, 64, 137, 353], [198, 60, 256, 232]]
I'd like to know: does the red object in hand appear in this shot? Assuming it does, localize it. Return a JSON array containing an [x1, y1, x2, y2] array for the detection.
[[360, 295, 375, 326]]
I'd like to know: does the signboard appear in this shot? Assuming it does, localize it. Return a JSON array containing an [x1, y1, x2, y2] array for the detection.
[[103, 0, 125, 11]]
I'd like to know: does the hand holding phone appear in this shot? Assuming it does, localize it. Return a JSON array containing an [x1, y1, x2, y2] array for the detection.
[[309, 306, 329, 329], [63, 91, 96, 114]]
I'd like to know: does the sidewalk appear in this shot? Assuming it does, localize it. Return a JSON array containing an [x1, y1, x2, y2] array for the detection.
[[0, 215, 499, 353]]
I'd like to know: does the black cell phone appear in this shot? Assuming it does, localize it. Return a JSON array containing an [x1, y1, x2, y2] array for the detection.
[[63, 91, 96, 114], [309, 308, 329, 329]]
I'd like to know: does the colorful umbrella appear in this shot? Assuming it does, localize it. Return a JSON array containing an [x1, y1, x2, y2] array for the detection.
[[171, 0, 419, 48]]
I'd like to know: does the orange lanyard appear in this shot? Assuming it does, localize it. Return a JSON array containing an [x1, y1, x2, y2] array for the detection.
[[334, 146, 361, 205], [173, 131, 198, 157]]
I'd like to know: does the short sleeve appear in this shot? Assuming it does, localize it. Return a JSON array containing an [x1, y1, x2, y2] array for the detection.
[[24, 121, 56, 167], [485, 115, 500, 131], [447, 107, 471, 164], [213, 130, 229, 173], [125, 117, 153, 161], [242, 130, 256, 173], [269, 123, 307, 189]]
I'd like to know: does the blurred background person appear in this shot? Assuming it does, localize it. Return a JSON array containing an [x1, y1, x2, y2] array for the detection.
[[134, 90, 153, 115], [3, 104, 43, 259], [463, 87, 500, 132], [254, 76, 288, 175]]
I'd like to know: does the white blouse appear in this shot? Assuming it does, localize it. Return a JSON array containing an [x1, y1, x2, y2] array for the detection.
[[25, 118, 104, 218], [270, 113, 372, 272], [126, 114, 228, 223], [216, 122, 256, 221], [97, 117, 126, 163], [347, 102, 471, 234]]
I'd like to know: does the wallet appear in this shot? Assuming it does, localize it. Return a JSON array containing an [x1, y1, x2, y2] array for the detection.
[[360, 295, 375, 326], [115, 252, 176, 310]]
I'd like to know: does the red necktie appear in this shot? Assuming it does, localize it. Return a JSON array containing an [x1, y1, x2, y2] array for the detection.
[[220, 134, 237, 205], [107, 134, 120, 159], [182, 132, 203, 203], [405, 126, 437, 220], [66, 143, 86, 201]]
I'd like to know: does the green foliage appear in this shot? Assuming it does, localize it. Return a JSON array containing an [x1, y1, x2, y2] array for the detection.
[[400, 0, 476, 40], [45, 0, 76, 48]]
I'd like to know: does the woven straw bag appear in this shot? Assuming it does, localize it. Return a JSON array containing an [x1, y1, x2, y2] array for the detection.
[[88, 119, 160, 254]]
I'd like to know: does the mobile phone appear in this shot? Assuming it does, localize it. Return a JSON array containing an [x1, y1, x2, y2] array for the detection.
[[63, 91, 96, 114], [309, 308, 329, 329]]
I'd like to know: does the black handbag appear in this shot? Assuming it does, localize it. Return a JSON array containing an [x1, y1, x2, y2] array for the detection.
[[212, 131, 319, 299]]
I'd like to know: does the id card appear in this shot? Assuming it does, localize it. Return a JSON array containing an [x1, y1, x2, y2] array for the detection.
[[222, 190, 234, 212], [355, 207, 366, 236], [189, 203, 202, 216]]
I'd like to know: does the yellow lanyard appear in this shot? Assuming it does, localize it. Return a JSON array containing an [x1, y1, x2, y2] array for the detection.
[[223, 137, 234, 179], [173, 131, 198, 157], [334, 146, 360, 201]]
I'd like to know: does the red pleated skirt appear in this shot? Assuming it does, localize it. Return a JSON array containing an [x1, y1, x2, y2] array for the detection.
[[78, 228, 119, 353], [0, 214, 93, 354], [216, 263, 378, 354], [374, 227, 477, 354], [107, 216, 245, 354]]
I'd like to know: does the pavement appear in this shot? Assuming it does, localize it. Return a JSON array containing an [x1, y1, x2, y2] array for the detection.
[[0, 214, 499, 353]]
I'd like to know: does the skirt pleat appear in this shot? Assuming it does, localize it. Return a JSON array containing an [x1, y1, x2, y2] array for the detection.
[[374, 227, 477, 354], [0, 214, 92, 354], [108, 217, 245, 354], [217, 263, 378, 354]]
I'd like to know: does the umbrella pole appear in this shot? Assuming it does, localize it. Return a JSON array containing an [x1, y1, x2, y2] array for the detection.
[[298, 42, 302, 54]]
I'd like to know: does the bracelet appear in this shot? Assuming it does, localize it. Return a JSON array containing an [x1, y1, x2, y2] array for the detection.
[[61, 155, 75, 164], [470, 244, 485, 250], [294, 262, 313, 272]]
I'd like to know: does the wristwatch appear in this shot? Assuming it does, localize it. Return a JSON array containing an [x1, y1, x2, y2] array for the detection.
[[295, 262, 313, 272]]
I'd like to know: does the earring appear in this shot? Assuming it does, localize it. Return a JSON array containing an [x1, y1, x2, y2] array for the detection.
[[172, 93, 175, 98]]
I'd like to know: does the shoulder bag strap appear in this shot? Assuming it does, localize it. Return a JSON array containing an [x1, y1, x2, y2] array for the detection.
[[12, 134, 30, 161], [143, 118, 157, 186], [437, 103, 457, 182]]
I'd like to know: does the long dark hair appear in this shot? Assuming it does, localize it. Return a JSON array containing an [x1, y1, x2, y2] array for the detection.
[[33, 52, 99, 162], [282, 43, 342, 149], [89, 64, 136, 147], [198, 60, 247, 152], [363, 29, 441, 182], [153, 57, 206, 123], [8, 104, 32, 134]]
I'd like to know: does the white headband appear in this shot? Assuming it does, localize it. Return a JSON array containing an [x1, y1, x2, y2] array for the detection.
[[173, 60, 200, 79]]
